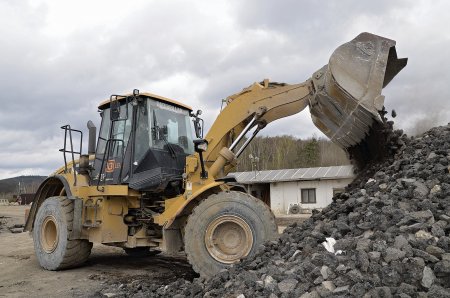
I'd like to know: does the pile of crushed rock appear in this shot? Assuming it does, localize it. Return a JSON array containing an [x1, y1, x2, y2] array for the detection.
[[107, 123, 450, 297]]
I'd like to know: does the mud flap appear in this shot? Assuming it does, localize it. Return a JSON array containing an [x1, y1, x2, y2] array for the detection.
[[163, 228, 183, 254], [68, 196, 83, 240]]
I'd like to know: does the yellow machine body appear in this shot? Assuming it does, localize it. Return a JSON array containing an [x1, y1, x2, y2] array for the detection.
[[24, 32, 407, 277]]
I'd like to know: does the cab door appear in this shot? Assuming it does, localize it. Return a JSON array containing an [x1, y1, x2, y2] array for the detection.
[[92, 101, 133, 186]]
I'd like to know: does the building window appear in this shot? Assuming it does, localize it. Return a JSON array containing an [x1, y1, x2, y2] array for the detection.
[[333, 188, 345, 196], [301, 188, 316, 204]]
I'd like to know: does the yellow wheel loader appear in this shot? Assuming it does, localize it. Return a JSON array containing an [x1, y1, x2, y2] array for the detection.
[[24, 33, 407, 278]]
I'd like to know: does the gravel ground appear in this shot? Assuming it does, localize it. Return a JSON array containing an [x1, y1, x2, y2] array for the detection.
[[105, 123, 450, 297]]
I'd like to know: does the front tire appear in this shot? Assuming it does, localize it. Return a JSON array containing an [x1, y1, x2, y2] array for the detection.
[[33, 196, 92, 270], [184, 191, 278, 278]]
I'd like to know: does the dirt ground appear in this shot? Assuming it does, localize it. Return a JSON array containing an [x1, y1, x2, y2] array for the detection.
[[0, 205, 308, 297], [0, 205, 198, 298]]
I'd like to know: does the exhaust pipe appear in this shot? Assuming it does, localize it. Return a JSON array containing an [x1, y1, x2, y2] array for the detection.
[[87, 120, 97, 155], [309, 32, 407, 149]]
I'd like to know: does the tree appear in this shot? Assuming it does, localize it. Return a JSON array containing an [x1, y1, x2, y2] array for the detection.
[[235, 135, 349, 171]]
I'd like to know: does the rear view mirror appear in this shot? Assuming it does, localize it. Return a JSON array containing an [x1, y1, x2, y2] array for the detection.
[[109, 95, 131, 121], [191, 110, 204, 138], [110, 97, 121, 121]]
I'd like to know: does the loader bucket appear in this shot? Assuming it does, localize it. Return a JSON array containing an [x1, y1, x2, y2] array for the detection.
[[309, 32, 407, 149]]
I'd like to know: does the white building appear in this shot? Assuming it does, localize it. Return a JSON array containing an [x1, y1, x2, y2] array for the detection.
[[231, 165, 354, 215]]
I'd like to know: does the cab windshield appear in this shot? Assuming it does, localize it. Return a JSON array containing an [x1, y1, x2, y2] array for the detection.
[[134, 98, 194, 162]]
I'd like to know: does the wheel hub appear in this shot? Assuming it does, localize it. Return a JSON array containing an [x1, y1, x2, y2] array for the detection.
[[40, 215, 59, 253], [205, 215, 253, 264]]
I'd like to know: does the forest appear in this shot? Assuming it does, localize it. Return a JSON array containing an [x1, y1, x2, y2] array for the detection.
[[235, 135, 350, 172]]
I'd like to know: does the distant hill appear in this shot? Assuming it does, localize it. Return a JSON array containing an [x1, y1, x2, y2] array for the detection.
[[0, 175, 46, 194]]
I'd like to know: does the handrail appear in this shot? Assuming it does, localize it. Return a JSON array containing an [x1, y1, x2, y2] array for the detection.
[[59, 125, 83, 186]]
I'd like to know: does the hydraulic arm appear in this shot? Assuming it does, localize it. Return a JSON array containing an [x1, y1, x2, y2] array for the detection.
[[201, 32, 407, 180]]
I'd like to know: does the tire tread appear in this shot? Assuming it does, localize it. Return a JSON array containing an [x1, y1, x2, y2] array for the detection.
[[34, 196, 92, 270], [184, 191, 278, 278]]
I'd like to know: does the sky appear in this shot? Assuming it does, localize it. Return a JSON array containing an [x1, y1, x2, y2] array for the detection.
[[0, 0, 449, 179]]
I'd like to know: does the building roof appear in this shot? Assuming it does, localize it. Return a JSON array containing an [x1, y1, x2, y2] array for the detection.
[[231, 165, 354, 184]]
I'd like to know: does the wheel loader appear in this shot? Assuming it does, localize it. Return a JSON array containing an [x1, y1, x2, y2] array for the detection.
[[24, 32, 407, 278]]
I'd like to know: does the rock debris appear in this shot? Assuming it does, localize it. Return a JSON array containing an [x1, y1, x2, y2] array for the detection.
[[105, 123, 450, 297]]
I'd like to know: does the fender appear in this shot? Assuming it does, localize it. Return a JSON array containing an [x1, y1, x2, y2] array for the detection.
[[154, 181, 226, 228], [24, 175, 72, 232]]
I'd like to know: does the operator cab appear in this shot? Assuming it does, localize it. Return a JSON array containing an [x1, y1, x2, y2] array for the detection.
[[91, 91, 196, 196]]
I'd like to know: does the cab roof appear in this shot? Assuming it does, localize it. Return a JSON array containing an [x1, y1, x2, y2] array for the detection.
[[98, 92, 193, 111]]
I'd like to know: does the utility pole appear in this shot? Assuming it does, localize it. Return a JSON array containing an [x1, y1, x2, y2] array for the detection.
[[249, 154, 260, 179]]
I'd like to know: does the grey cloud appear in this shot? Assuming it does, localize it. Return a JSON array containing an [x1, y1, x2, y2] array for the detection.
[[0, 0, 449, 178]]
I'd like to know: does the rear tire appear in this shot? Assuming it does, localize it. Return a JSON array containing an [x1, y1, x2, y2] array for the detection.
[[184, 191, 278, 278], [33, 196, 92, 270]]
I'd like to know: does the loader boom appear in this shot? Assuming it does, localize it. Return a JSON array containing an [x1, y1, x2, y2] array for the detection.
[[196, 32, 406, 181], [204, 80, 312, 178]]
